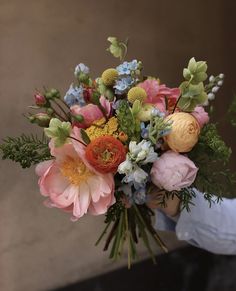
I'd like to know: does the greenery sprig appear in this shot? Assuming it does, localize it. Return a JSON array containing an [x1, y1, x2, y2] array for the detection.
[[0, 134, 51, 168], [189, 123, 236, 198]]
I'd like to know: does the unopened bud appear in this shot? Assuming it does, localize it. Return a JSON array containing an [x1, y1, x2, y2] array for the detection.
[[209, 75, 215, 82], [45, 88, 60, 100], [212, 86, 219, 93], [29, 113, 51, 127], [34, 93, 46, 106], [219, 73, 224, 79], [83, 88, 93, 103], [207, 93, 215, 100], [73, 114, 84, 123]]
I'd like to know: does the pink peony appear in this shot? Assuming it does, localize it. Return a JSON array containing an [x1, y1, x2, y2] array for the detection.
[[35, 127, 115, 220], [191, 106, 209, 128], [150, 151, 198, 191], [71, 96, 112, 128], [138, 79, 160, 100], [138, 80, 180, 115]]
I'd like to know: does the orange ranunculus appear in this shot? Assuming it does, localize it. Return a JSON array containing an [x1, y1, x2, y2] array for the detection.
[[85, 135, 126, 174]]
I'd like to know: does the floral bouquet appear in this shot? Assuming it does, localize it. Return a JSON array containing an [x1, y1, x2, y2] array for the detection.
[[1, 37, 235, 267]]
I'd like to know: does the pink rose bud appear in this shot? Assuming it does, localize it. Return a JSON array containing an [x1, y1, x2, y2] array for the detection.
[[34, 93, 46, 106], [83, 88, 93, 103]]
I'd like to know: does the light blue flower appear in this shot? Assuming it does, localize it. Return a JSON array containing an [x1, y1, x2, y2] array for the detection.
[[141, 122, 149, 139], [129, 59, 138, 71], [133, 187, 146, 205], [118, 183, 146, 205], [64, 85, 86, 107], [116, 59, 139, 75], [74, 63, 90, 76], [114, 76, 135, 95], [116, 61, 131, 75]]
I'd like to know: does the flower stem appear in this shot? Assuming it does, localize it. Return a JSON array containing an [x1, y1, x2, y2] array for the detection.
[[51, 106, 68, 121], [68, 136, 87, 147], [53, 99, 71, 121]]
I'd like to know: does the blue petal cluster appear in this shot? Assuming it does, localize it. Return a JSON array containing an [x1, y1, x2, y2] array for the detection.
[[116, 59, 139, 75], [74, 63, 90, 76], [64, 85, 86, 107], [114, 76, 135, 95], [118, 184, 147, 205]]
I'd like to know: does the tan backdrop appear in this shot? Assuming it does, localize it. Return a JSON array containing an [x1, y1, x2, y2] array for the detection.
[[0, 0, 235, 290]]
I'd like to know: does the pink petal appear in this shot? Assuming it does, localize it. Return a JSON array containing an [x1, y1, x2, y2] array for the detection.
[[35, 160, 53, 177], [50, 184, 77, 208], [78, 182, 91, 215]]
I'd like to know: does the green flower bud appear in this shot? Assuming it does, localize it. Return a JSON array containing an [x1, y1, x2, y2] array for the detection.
[[28, 113, 51, 127], [78, 72, 89, 83], [73, 114, 84, 123], [45, 88, 60, 100], [46, 108, 54, 116], [44, 118, 72, 147]]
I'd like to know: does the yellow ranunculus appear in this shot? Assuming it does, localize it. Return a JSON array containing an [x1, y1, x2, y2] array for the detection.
[[164, 112, 200, 153]]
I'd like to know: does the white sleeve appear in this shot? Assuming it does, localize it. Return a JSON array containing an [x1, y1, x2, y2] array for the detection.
[[176, 189, 236, 255]]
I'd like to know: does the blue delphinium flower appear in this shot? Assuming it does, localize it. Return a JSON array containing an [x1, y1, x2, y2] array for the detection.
[[118, 183, 146, 205], [114, 76, 135, 95], [140, 122, 150, 139], [133, 187, 147, 205], [116, 59, 139, 75], [74, 63, 90, 77], [64, 84, 86, 107]]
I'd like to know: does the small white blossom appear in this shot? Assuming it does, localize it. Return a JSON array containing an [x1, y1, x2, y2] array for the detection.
[[129, 140, 157, 163], [209, 75, 215, 82], [217, 80, 223, 86], [118, 159, 133, 174], [208, 93, 215, 101], [219, 73, 224, 79], [212, 86, 219, 93]]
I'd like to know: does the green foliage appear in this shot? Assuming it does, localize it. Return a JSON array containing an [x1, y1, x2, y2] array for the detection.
[[183, 57, 208, 84], [148, 116, 172, 145], [179, 81, 208, 112], [116, 100, 140, 142], [44, 118, 71, 147], [0, 134, 51, 168], [228, 95, 236, 127], [107, 37, 128, 61], [178, 57, 209, 112], [189, 123, 236, 198]]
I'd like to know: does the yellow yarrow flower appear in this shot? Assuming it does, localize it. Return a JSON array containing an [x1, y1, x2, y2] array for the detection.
[[85, 117, 119, 141]]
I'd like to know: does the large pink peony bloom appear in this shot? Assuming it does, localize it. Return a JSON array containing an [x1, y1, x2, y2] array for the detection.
[[70, 96, 112, 128], [36, 128, 115, 220], [138, 79, 180, 115], [191, 106, 209, 128], [151, 151, 198, 191]]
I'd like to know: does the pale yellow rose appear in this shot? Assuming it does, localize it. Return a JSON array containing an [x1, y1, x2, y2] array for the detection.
[[164, 112, 200, 152]]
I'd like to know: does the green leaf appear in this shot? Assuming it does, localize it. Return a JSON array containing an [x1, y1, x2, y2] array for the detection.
[[183, 68, 191, 80], [188, 57, 197, 73], [107, 36, 128, 61], [80, 129, 91, 144]]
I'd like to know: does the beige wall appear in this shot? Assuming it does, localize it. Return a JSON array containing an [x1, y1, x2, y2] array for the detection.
[[0, 0, 235, 290]]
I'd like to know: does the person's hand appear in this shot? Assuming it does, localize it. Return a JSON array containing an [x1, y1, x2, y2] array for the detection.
[[147, 187, 181, 217]]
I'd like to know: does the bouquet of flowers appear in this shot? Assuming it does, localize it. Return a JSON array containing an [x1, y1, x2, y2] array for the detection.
[[1, 37, 235, 267]]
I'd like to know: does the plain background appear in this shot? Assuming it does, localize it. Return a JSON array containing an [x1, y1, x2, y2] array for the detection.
[[0, 0, 235, 290]]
